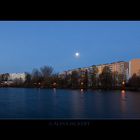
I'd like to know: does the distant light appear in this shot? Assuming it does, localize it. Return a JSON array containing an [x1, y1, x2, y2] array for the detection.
[[53, 82, 56, 86], [75, 52, 80, 58], [121, 90, 125, 94]]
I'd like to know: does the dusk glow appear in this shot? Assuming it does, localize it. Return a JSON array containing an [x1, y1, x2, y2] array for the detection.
[[0, 21, 140, 73], [1, 21, 140, 123]]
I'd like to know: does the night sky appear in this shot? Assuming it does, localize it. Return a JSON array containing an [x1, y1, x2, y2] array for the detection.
[[0, 21, 140, 73]]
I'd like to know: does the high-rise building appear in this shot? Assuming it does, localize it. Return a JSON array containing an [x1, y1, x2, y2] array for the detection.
[[59, 58, 140, 83], [96, 61, 129, 80], [129, 59, 140, 78]]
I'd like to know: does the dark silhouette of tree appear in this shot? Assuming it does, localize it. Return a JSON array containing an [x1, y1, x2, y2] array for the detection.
[[71, 71, 79, 89], [57, 77, 66, 88], [31, 69, 42, 85], [83, 69, 88, 89], [2, 73, 10, 81], [91, 65, 99, 88], [78, 69, 88, 89], [0, 74, 3, 82], [50, 73, 59, 88], [64, 74, 72, 88], [128, 73, 140, 90], [99, 66, 113, 89], [24, 72, 32, 86], [13, 78, 23, 86], [40, 66, 53, 79], [40, 66, 54, 87], [118, 73, 125, 86], [0, 73, 10, 86], [112, 71, 119, 88]]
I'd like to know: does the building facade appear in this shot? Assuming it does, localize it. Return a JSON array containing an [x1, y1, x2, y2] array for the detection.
[[8, 73, 26, 82], [59, 59, 136, 84], [129, 59, 140, 78], [96, 61, 129, 80]]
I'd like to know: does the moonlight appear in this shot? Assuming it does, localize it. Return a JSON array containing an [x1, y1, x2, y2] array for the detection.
[[75, 52, 80, 58]]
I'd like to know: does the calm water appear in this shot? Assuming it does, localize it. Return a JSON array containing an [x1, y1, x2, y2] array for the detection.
[[0, 88, 140, 119]]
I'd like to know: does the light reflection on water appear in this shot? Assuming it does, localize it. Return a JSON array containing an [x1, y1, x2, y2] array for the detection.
[[121, 90, 127, 101], [0, 88, 140, 119], [53, 88, 56, 93], [120, 90, 127, 113]]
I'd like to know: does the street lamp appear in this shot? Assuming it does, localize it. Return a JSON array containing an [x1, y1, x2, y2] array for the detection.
[[53, 82, 56, 86], [53, 82, 57, 88], [81, 82, 83, 85], [122, 81, 125, 85], [122, 81, 125, 90]]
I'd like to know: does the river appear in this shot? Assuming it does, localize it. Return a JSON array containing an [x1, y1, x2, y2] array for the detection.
[[0, 88, 140, 119]]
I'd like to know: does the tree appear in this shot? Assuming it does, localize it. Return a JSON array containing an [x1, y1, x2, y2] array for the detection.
[[91, 65, 99, 88], [118, 73, 125, 86], [128, 73, 140, 89], [79, 69, 88, 89], [24, 72, 32, 86], [40, 66, 54, 87], [2, 73, 10, 81], [57, 77, 66, 88], [50, 73, 59, 88], [83, 69, 88, 89], [40, 66, 53, 79], [31, 68, 42, 84], [64, 74, 72, 88], [71, 70, 79, 89], [13, 78, 23, 86], [112, 71, 119, 88], [0, 74, 3, 82], [99, 66, 113, 89]]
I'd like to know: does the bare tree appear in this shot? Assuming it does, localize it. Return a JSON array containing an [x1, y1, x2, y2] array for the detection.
[[31, 68, 42, 83], [40, 66, 53, 79]]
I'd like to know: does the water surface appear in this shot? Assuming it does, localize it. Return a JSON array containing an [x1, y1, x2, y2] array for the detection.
[[0, 88, 140, 119]]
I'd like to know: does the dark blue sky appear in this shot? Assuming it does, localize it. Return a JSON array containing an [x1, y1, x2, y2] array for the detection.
[[0, 21, 140, 73]]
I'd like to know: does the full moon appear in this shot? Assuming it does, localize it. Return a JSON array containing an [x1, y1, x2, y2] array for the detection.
[[75, 52, 80, 57]]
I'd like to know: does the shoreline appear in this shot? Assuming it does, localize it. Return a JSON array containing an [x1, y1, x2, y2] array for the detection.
[[0, 86, 140, 92]]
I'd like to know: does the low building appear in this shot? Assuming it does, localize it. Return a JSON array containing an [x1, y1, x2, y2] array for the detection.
[[8, 73, 26, 82]]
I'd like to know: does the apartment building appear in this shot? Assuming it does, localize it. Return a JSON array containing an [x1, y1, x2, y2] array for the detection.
[[59, 59, 140, 83], [129, 59, 140, 78]]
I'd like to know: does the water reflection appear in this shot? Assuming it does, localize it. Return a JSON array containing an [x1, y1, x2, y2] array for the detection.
[[52, 88, 57, 98], [52, 88, 57, 109], [120, 90, 127, 113], [1, 88, 140, 119], [53, 88, 56, 93], [121, 90, 127, 101], [70, 90, 86, 117], [38, 88, 41, 94], [80, 89, 84, 94]]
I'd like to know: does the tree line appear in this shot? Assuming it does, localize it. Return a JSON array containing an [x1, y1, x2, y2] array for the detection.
[[0, 65, 140, 90]]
